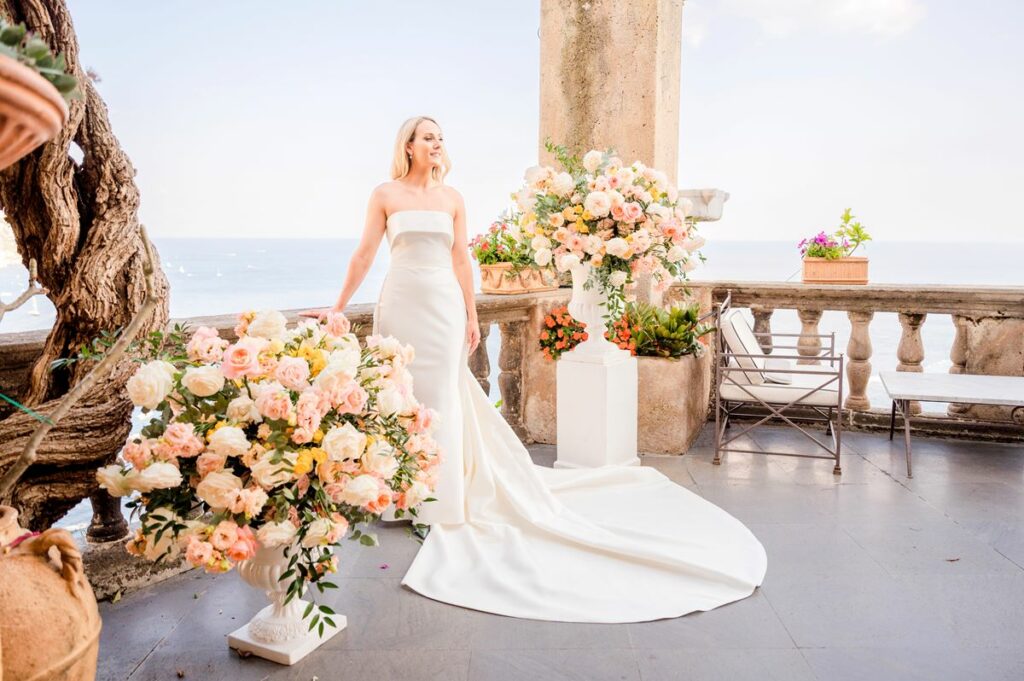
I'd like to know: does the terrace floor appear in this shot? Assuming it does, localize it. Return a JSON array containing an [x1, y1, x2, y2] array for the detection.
[[98, 425, 1024, 681]]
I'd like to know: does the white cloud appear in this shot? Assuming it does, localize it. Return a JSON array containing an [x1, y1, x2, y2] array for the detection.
[[719, 0, 926, 37]]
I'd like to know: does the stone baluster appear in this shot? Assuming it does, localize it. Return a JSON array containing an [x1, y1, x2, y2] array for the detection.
[[796, 309, 823, 365], [844, 311, 873, 411], [897, 312, 927, 415], [469, 322, 491, 395], [497, 321, 528, 439], [948, 314, 970, 416], [749, 305, 774, 354], [86, 489, 128, 543]]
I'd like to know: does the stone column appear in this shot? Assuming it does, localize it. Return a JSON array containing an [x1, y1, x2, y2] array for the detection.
[[845, 311, 873, 411], [469, 322, 492, 395], [897, 312, 927, 415], [539, 0, 684, 182], [796, 309, 823, 365], [750, 305, 774, 354], [498, 321, 528, 439], [948, 314, 969, 416]]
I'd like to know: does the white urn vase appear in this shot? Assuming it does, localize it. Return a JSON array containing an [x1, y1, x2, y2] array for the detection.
[[565, 262, 627, 360], [228, 541, 345, 665]]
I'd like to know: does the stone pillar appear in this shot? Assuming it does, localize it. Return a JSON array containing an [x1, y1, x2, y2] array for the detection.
[[845, 311, 873, 411], [948, 314, 970, 416], [498, 321, 528, 439], [796, 309, 823, 365], [539, 0, 684, 183], [469, 322, 492, 395], [897, 312, 927, 415], [750, 305, 774, 354]]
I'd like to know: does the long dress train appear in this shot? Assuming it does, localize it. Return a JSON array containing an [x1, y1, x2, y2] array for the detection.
[[372, 210, 767, 623]]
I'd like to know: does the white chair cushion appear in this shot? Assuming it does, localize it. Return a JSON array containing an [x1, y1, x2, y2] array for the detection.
[[720, 309, 766, 385], [720, 368, 841, 407], [764, 357, 794, 385]]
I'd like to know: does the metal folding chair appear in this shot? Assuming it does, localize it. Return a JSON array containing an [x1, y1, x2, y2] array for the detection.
[[713, 292, 844, 475]]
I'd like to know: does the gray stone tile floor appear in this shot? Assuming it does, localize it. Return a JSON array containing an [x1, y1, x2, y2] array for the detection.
[[98, 425, 1024, 680]]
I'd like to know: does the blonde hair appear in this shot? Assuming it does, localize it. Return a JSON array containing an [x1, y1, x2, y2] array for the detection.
[[390, 116, 451, 182]]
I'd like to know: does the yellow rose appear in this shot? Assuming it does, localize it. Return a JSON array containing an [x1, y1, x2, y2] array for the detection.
[[312, 429, 324, 444], [581, 210, 593, 221], [293, 450, 314, 476], [562, 207, 575, 221], [269, 338, 285, 354]]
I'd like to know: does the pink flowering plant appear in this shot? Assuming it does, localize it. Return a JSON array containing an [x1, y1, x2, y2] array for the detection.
[[95, 311, 440, 634], [799, 208, 872, 260], [511, 141, 705, 318], [468, 214, 537, 273]]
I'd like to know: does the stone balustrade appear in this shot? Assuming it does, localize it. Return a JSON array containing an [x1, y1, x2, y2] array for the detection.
[[687, 281, 1024, 434]]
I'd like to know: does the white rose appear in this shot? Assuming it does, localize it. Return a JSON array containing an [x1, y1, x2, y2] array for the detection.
[[666, 245, 687, 262], [133, 462, 183, 492], [247, 310, 287, 340], [361, 440, 399, 479], [646, 203, 669, 222], [667, 186, 679, 202], [226, 395, 261, 423], [403, 480, 432, 508], [96, 464, 135, 497], [370, 335, 403, 360], [583, 235, 603, 255], [582, 150, 604, 173], [181, 365, 225, 397], [524, 165, 551, 186], [530, 235, 551, 251], [677, 197, 694, 218], [257, 520, 297, 549], [556, 253, 581, 272], [376, 385, 406, 417], [682, 257, 699, 273], [195, 469, 243, 509], [615, 168, 635, 187], [250, 450, 296, 490], [550, 172, 575, 197], [515, 187, 537, 212], [682, 234, 706, 252], [338, 474, 382, 507], [126, 360, 176, 410], [207, 426, 250, 458], [322, 423, 367, 462], [605, 238, 630, 258], [301, 518, 334, 548], [533, 248, 552, 267], [583, 191, 611, 218], [609, 271, 628, 287]]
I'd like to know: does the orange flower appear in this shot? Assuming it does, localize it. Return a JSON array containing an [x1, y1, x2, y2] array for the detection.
[[545, 317, 556, 328], [541, 331, 549, 340]]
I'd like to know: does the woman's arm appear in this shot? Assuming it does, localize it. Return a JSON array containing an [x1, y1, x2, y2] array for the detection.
[[449, 189, 481, 355], [301, 188, 388, 318]]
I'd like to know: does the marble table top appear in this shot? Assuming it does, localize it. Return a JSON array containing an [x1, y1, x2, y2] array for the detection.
[[879, 372, 1024, 407]]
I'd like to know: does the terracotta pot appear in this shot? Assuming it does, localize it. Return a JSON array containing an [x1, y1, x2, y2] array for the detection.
[[637, 353, 711, 454], [0, 54, 69, 172], [0, 506, 101, 681], [479, 263, 558, 295], [801, 256, 868, 285]]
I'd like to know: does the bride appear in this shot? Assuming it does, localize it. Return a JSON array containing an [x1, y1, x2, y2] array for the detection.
[[304, 116, 767, 623]]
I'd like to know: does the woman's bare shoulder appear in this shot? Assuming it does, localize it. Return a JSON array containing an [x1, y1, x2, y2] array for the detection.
[[440, 184, 465, 210]]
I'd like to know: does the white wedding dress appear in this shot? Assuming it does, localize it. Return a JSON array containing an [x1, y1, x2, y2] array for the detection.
[[372, 210, 767, 623]]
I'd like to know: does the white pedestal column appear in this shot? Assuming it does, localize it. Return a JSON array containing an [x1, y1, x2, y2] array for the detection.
[[555, 347, 640, 469]]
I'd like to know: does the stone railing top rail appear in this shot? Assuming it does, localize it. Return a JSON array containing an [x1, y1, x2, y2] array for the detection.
[[685, 280, 1024, 317]]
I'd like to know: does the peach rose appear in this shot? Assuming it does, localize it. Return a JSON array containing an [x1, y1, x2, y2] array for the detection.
[[220, 336, 268, 380], [210, 520, 239, 551]]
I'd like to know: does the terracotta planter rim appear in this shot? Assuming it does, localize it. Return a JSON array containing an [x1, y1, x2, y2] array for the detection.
[[0, 52, 69, 125], [802, 256, 868, 262]]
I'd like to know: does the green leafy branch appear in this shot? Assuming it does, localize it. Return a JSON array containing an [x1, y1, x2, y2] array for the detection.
[[0, 19, 80, 100]]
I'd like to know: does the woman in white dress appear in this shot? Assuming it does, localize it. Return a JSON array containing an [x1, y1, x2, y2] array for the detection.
[[307, 116, 767, 623]]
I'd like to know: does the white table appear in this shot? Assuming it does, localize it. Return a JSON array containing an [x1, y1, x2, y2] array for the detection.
[[879, 372, 1024, 477]]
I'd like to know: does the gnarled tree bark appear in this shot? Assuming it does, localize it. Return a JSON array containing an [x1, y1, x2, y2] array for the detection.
[[0, 0, 169, 529]]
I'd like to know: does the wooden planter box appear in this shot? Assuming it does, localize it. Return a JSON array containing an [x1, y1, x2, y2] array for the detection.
[[637, 353, 711, 454], [480, 263, 558, 295], [802, 257, 868, 285]]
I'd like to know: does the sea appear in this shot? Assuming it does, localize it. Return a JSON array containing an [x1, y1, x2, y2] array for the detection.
[[1, 239, 1019, 530]]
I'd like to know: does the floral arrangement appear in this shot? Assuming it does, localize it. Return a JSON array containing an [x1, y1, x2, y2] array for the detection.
[[540, 302, 713, 360], [95, 311, 440, 632], [799, 208, 872, 260], [511, 141, 705, 317], [468, 215, 543, 280]]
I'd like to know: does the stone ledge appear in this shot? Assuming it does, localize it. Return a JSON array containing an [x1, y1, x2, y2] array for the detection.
[[82, 536, 193, 601]]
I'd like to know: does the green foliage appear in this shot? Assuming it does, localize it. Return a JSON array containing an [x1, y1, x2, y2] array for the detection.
[[799, 208, 872, 260], [0, 18, 80, 100], [834, 207, 872, 256], [624, 301, 714, 359]]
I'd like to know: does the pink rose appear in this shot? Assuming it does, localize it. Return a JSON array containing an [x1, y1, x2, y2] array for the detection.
[[255, 386, 293, 421], [163, 423, 205, 458], [409, 405, 435, 434], [335, 382, 368, 415], [325, 312, 351, 337], [296, 390, 325, 434], [275, 356, 311, 392], [221, 336, 268, 380], [210, 520, 239, 551], [611, 203, 628, 221], [660, 219, 685, 242], [123, 439, 153, 469], [624, 202, 644, 223], [196, 451, 227, 478], [185, 536, 214, 566], [187, 327, 229, 363]]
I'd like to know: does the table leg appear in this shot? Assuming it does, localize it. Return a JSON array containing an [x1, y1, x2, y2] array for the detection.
[[901, 399, 913, 478], [889, 400, 896, 440]]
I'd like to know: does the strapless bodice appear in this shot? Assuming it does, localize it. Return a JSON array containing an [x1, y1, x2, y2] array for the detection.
[[385, 210, 454, 269]]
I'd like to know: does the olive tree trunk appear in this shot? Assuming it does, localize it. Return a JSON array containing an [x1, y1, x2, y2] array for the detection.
[[0, 0, 169, 529]]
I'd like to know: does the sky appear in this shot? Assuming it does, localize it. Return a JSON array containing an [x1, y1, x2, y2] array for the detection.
[[62, 0, 1024, 243]]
